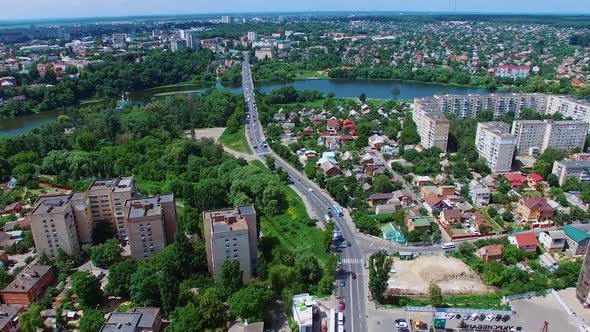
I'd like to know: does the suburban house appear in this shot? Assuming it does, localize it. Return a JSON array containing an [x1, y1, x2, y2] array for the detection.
[[538, 230, 567, 252], [100, 307, 163, 332], [423, 193, 449, 213], [375, 202, 401, 215], [469, 180, 491, 208], [406, 216, 434, 232], [318, 160, 341, 177], [392, 189, 414, 206], [526, 173, 544, 189], [368, 193, 394, 207], [563, 225, 590, 256], [413, 175, 433, 187], [539, 252, 559, 272], [368, 135, 387, 149], [229, 321, 265, 332], [326, 117, 340, 132], [516, 196, 555, 226], [439, 209, 464, 225], [477, 244, 504, 262], [473, 212, 493, 233], [1, 265, 54, 305], [503, 173, 527, 188], [509, 232, 538, 253], [1, 203, 22, 215]]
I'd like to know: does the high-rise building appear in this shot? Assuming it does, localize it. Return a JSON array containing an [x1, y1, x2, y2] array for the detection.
[[475, 122, 516, 173], [30, 194, 90, 257], [125, 194, 177, 260], [87, 176, 138, 240], [184, 32, 200, 50], [577, 247, 590, 306], [247, 31, 258, 42], [203, 206, 257, 282], [512, 120, 589, 154], [170, 39, 187, 52], [221, 16, 233, 24]]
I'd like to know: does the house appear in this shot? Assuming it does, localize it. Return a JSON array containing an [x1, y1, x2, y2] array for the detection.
[[503, 173, 527, 188], [473, 212, 493, 233], [1, 203, 22, 215], [469, 180, 491, 208], [413, 175, 433, 187], [423, 193, 449, 213], [563, 225, 590, 256], [375, 203, 400, 215], [0, 304, 24, 331], [516, 197, 555, 226], [539, 252, 559, 272], [392, 189, 414, 206], [343, 119, 356, 133], [406, 216, 433, 232], [477, 244, 504, 262], [229, 321, 265, 332], [538, 230, 567, 252], [100, 307, 162, 332], [509, 232, 538, 253], [302, 127, 315, 135], [440, 209, 464, 225], [318, 160, 341, 177], [273, 111, 286, 122], [1, 265, 54, 305], [368, 193, 394, 207], [326, 117, 340, 132], [368, 134, 386, 149], [527, 173, 544, 188]]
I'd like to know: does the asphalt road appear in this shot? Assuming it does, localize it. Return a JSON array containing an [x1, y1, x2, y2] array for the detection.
[[241, 55, 367, 332]]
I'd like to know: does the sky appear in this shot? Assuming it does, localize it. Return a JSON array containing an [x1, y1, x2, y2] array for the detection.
[[1, 0, 589, 20]]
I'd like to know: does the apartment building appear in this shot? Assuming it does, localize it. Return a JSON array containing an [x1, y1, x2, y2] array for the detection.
[[494, 65, 530, 79], [512, 120, 589, 154], [545, 95, 590, 124], [203, 206, 257, 282], [475, 122, 516, 173], [552, 160, 590, 186], [88, 177, 137, 240], [125, 194, 177, 260], [29, 194, 90, 257], [577, 246, 590, 305]]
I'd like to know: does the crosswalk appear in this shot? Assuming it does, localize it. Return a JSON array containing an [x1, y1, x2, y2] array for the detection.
[[340, 258, 363, 265]]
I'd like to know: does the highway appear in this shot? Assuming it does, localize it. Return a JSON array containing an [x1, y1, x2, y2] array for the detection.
[[241, 55, 367, 332]]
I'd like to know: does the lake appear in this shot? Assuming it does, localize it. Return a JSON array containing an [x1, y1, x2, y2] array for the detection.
[[0, 79, 494, 137]]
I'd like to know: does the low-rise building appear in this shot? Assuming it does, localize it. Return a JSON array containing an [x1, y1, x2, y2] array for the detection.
[[539, 252, 559, 272], [516, 196, 555, 226], [292, 293, 316, 332], [0, 304, 24, 331], [1, 265, 54, 305], [477, 244, 504, 262], [469, 180, 491, 208], [563, 225, 590, 256], [509, 232, 538, 253], [406, 216, 433, 232], [439, 209, 464, 225], [538, 230, 567, 252], [100, 307, 162, 332]]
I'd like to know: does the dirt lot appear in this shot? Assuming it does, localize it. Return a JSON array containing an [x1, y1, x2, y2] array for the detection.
[[187, 127, 225, 141], [387, 256, 493, 296]]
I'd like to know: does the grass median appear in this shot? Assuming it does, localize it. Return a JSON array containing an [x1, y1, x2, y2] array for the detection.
[[219, 127, 252, 154]]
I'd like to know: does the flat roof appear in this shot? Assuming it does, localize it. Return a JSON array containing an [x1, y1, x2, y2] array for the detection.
[[131, 307, 160, 329], [292, 293, 314, 326], [0, 305, 23, 329], [2, 265, 52, 293], [205, 206, 255, 234], [89, 176, 134, 193], [31, 194, 73, 215], [100, 312, 141, 332], [126, 194, 174, 219]]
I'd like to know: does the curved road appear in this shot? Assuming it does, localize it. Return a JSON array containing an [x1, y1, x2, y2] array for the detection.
[[241, 55, 367, 332]]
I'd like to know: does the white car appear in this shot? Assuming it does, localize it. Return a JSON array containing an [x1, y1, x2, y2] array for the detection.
[[446, 313, 455, 319], [486, 314, 494, 322], [394, 319, 408, 328], [308, 187, 314, 192], [470, 313, 479, 321]]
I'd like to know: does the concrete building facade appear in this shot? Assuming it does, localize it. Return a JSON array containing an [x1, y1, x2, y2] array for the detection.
[[475, 122, 516, 173], [552, 160, 590, 186], [125, 194, 177, 260], [87, 177, 137, 240], [512, 120, 588, 154], [203, 206, 257, 283]]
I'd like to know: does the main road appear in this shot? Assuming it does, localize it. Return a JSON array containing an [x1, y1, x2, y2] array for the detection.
[[241, 55, 367, 332]]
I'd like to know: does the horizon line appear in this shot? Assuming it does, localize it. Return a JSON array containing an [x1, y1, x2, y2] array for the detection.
[[1, 10, 590, 23]]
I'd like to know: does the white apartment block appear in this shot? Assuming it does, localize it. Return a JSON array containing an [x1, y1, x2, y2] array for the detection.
[[512, 120, 588, 154], [412, 98, 449, 150], [552, 160, 590, 186], [475, 122, 516, 173]]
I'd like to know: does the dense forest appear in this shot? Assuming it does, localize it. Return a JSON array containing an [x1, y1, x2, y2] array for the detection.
[[0, 49, 215, 118], [570, 33, 590, 47]]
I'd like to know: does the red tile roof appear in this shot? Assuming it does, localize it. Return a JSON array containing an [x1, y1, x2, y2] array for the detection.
[[503, 173, 527, 186], [514, 232, 538, 247], [424, 193, 443, 207], [527, 173, 544, 182], [521, 197, 555, 212]]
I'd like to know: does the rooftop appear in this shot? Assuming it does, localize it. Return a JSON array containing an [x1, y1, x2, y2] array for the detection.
[[131, 307, 160, 329], [204, 206, 255, 234], [0, 305, 23, 329], [514, 232, 538, 247], [126, 194, 174, 219], [100, 312, 141, 332], [89, 176, 134, 193], [2, 265, 52, 293], [563, 225, 590, 243], [31, 194, 73, 215], [555, 159, 590, 169], [292, 293, 315, 326]]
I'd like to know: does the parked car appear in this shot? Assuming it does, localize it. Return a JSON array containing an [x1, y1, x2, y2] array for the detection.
[[486, 314, 494, 322], [340, 280, 345, 287], [347, 241, 352, 247], [351, 272, 357, 279], [470, 313, 479, 321], [455, 314, 461, 319], [495, 314, 502, 322], [478, 314, 485, 321], [339, 300, 345, 310], [502, 315, 510, 322], [446, 313, 455, 319], [394, 319, 409, 328]]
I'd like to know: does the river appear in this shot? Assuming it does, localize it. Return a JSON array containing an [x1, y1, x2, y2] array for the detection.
[[0, 79, 494, 137]]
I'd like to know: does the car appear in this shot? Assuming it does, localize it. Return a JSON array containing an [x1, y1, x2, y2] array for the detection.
[[495, 314, 502, 322], [339, 243, 347, 249], [470, 313, 479, 321], [347, 241, 352, 247], [502, 315, 510, 322], [394, 319, 409, 329], [308, 188, 314, 192], [486, 314, 494, 322], [339, 300, 345, 310], [328, 211, 333, 218], [351, 272, 356, 279], [455, 314, 461, 319], [340, 280, 345, 287], [478, 314, 485, 321], [446, 313, 455, 319], [253, 145, 257, 149]]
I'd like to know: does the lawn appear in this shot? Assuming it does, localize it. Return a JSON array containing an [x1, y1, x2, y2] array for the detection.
[[250, 160, 329, 265], [219, 127, 252, 154], [295, 70, 329, 80]]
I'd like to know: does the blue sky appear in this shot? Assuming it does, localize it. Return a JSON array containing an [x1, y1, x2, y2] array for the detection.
[[2, 0, 589, 20]]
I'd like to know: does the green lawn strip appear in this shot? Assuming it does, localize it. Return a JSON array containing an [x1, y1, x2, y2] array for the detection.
[[481, 209, 506, 232], [219, 127, 252, 154], [250, 160, 329, 265], [134, 179, 165, 196]]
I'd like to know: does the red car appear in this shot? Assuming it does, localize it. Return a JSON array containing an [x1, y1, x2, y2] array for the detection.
[[339, 300, 345, 310]]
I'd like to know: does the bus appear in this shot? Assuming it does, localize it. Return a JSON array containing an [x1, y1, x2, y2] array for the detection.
[[332, 205, 344, 217], [442, 242, 456, 250]]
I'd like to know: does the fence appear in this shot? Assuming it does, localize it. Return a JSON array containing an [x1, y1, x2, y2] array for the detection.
[[503, 288, 553, 302], [405, 306, 513, 316]]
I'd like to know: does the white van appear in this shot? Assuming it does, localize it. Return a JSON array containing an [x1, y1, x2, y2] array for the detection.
[[338, 312, 344, 326], [442, 242, 456, 250]]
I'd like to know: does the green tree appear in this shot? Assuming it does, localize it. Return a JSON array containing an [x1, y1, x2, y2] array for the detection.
[[167, 303, 205, 332], [295, 254, 323, 285], [359, 93, 367, 103], [429, 283, 444, 307], [106, 259, 138, 297], [198, 287, 227, 328], [0, 157, 10, 179], [220, 260, 243, 296], [19, 303, 42, 332], [228, 284, 273, 321], [90, 238, 122, 268], [502, 244, 525, 265], [368, 251, 392, 304], [72, 272, 103, 308], [79, 309, 106, 332], [268, 264, 299, 297], [130, 263, 161, 307], [373, 175, 394, 193], [76, 131, 98, 151], [322, 221, 335, 252]]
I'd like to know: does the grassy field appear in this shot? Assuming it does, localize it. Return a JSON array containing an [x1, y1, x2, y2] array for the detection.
[[250, 160, 329, 265], [295, 70, 329, 80], [219, 127, 252, 154]]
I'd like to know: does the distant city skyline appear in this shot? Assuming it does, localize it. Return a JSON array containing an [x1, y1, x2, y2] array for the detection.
[[1, 0, 590, 21]]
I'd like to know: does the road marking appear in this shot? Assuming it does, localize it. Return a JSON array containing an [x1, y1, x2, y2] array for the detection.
[[341, 258, 363, 264]]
